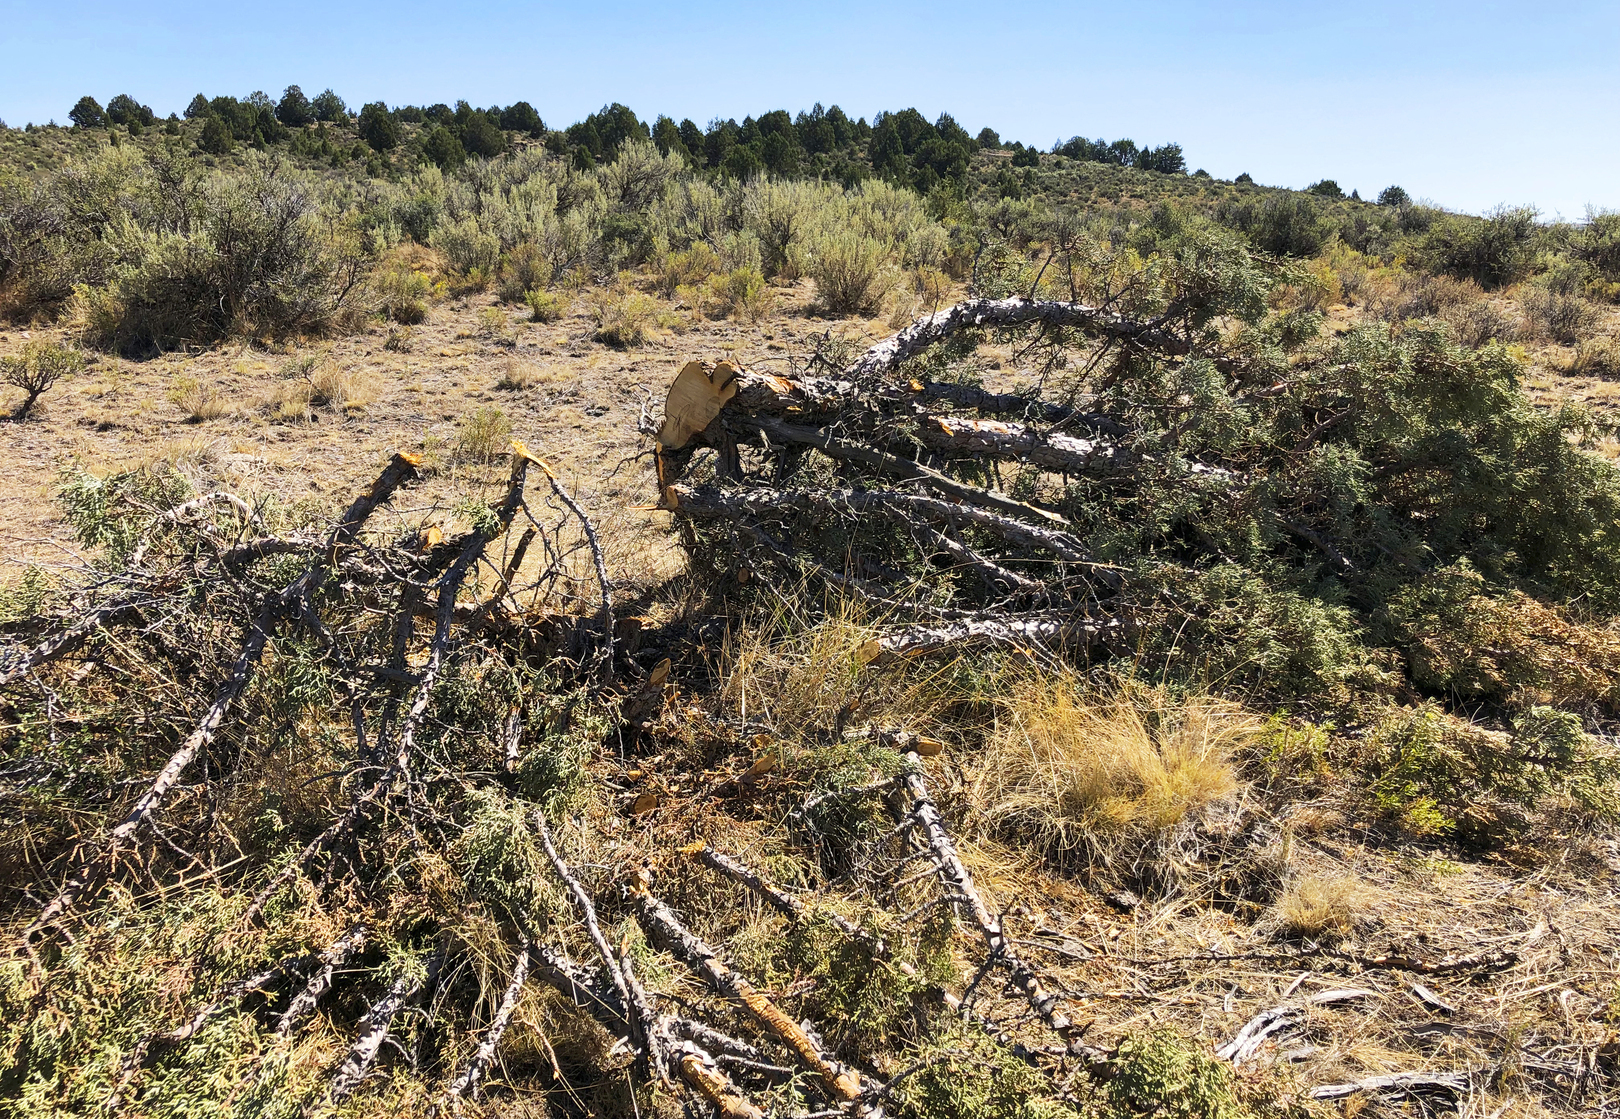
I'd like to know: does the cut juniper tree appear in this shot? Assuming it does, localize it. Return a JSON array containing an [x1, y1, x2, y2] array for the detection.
[[646, 210, 1620, 695]]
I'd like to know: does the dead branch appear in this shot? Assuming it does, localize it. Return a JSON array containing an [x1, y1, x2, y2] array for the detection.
[[327, 951, 439, 1106], [533, 808, 659, 1078], [842, 297, 1189, 382], [900, 751, 1103, 1065], [443, 940, 531, 1104], [633, 873, 871, 1107], [1308, 1071, 1470, 1103], [279, 925, 369, 1039]]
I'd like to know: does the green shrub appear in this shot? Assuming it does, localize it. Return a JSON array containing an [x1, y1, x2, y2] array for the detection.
[[655, 241, 719, 297], [456, 405, 513, 462], [74, 158, 371, 354], [525, 288, 567, 323], [1103, 1031, 1257, 1119], [705, 265, 773, 322], [588, 287, 658, 346], [374, 262, 434, 324], [1416, 205, 1539, 289], [496, 241, 552, 303], [430, 215, 500, 276], [810, 227, 893, 315], [1218, 193, 1338, 257], [2, 339, 82, 418], [1369, 704, 1620, 840]]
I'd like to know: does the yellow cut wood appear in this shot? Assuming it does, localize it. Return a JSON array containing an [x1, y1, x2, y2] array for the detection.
[[657, 360, 741, 450]]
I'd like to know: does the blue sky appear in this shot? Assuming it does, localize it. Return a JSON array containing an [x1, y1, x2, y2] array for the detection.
[[2, 0, 1614, 217]]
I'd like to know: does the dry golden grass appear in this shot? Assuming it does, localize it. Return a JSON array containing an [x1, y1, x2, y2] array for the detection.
[[1278, 872, 1362, 937], [976, 677, 1249, 857], [264, 364, 378, 421], [166, 374, 230, 421]]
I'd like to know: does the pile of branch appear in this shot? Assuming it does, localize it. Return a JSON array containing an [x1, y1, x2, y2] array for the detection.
[[643, 297, 1207, 659]]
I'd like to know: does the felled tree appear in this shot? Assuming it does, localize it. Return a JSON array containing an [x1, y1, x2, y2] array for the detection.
[[646, 206, 1620, 693]]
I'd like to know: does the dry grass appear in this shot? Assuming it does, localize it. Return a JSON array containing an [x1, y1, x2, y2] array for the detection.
[[166, 373, 230, 421], [588, 286, 661, 347], [264, 364, 377, 421], [1278, 872, 1362, 937], [455, 405, 513, 463], [978, 677, 1247, 846]]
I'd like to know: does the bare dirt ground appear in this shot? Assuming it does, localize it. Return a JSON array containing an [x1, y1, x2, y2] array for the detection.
[[0, 282, 904, 586]]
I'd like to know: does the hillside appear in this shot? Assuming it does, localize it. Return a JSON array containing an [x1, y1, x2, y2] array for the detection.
[[2, 96, 1620, 1119]]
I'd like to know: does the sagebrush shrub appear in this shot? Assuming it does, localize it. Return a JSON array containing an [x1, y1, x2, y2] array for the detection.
[[525, 288, 567, 323], [809, 228, 893, 315], [2, 339, 81, 418], [588, 287, 658, 346], [456, 405, 513, 462]]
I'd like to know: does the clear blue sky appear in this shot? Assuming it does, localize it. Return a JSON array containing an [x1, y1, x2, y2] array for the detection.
[[2, 0, 1615, 218]]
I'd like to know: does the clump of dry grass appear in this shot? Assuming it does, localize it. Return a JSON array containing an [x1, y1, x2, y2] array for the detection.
[[494, 358, 536, 391], [1278, 872, 1362, 937], [975, 676, 1251, 879], [264, 363, 376, 422], [1563, 334, 1620, 378], [166, 373, 230, 421]]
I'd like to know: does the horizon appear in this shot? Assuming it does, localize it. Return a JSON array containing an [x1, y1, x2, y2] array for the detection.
[[1, 0, 1616, 218]]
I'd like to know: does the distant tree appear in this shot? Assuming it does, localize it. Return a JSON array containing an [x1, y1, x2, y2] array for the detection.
[[312, 89, 348, 122], [677, 118, 704, 163], [1193, 168, 1211, 178], [652, 115, 686, 158], [425, 103, 454, 124], [499, 101, 544, 136], [422, 125, 465, 168], [868, 117, 906, 177], [197, 115, 233, 155], [276, 85, 314, 126], [1135, 143, 1185, 174], [246, 91, 275, 114], [976, 126, 1000, 149], [1104, 138, 1138, 166], [105, 94, 154, 127], [934, 111, 972, 150], [1010, 144, 1040, 168], [461, 114, 505, 158], [1349, 189, 1361, 202], [185, 94, 210, 120], [358, 102, 398, 151], [1307, 179, 1345, 199], [1377, 185, 1411, 208], [1236, 171, 1254, 184], [395, 105, 425, 123], [824, 106, 856, 147], [69, 97, 105, 129]]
